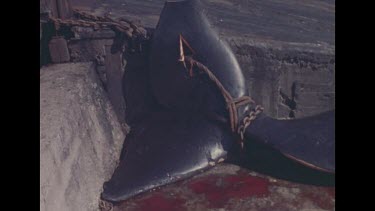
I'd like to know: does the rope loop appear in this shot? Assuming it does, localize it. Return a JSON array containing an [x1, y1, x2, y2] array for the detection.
[[178, 35, 264, 148], [99, 199, 113, 211]]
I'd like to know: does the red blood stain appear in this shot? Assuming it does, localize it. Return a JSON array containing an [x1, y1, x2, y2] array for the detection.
[[188, 174, 269, 208], [136, 193, 187, 211]]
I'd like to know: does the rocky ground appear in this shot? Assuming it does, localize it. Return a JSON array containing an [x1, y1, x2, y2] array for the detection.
[[40, 62, 125, 211], [113, 164, 335, 211]]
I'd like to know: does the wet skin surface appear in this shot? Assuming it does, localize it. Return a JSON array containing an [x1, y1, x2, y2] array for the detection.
[[69, 1, 334, 206]]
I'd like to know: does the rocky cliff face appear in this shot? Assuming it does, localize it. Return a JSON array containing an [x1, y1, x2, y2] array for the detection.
[[40, 62, 125, 211]]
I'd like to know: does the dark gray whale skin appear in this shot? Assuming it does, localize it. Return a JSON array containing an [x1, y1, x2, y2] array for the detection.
[[244, 110, 335, 173], [101, 0, 335, 203], [149, 0, 249, 121], [101, 111, 234, 202]]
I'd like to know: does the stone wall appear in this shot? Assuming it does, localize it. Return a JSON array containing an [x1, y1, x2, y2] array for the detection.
[[231, 39, 335, 118], [66, 0, 335, 119]]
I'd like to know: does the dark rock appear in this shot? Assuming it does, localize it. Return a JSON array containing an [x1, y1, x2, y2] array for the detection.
[[49, 36, 71, 63], [68, 39, 113, 62]]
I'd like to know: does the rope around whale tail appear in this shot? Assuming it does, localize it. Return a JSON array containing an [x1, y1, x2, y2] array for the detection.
[[99, 198, 113, 211], [46, 9, 263, 144], [97, 34, 264, 210], [178, 34, 264, 149]]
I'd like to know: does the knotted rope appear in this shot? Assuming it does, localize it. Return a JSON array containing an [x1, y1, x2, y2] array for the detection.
[[99, 199, 113, 211], [178, 35, 264, 148]]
